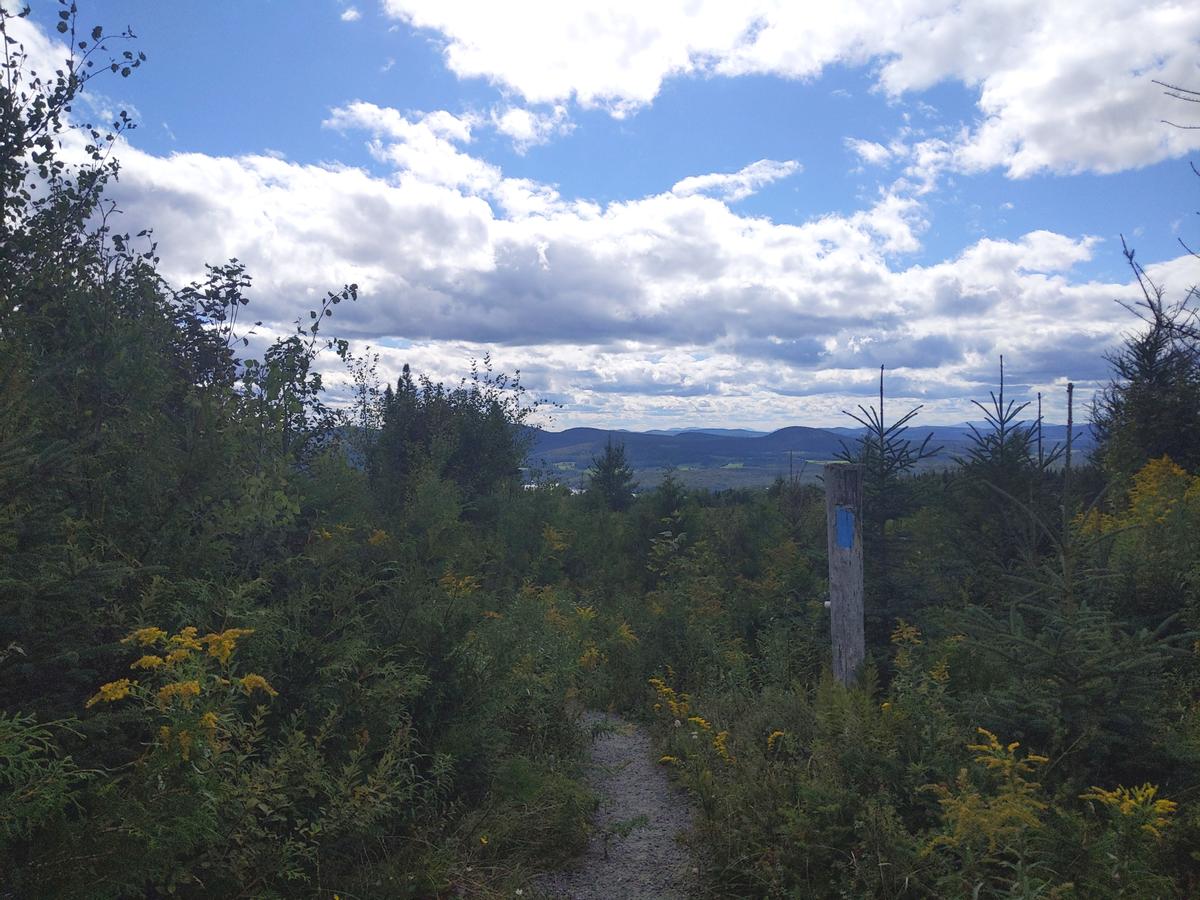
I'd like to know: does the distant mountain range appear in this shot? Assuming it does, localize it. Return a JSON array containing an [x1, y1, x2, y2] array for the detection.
[[526, 422, 1096, 489], [643, 427, 770, 438]]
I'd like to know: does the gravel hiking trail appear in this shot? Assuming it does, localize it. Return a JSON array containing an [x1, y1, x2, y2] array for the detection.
[[535, 711, 698, 899]]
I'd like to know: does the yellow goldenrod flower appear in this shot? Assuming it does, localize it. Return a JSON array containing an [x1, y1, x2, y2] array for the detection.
[[479, 834, 489, 846], [201, 627, 255, 665], [482, 610, 503, 620], [168, 626, 202, 651], [1074, 506, 1117, 536], [439, 572, 481, 599], [766, 730, 786, 752], [156, 680, 201, 707], [930, 660, 950, 684], [239, 673, 278, 697], [1080, 783, 1178, 838], [131, 654, 164, 670], [713, 730, 735, 764], [967, 727, 1048, 778], [659, 755, 680, 765], [200, 711, 219, 733], [648, 675, 690, 718], [890, 620, 922, 645], [85, 678, 135, 708], [367, 528, 389, 545], [574, 605, 597, 622], [165, 648, 192, 665], [687, 715, 711, 731], [578, 644, 603, 669], [617, 622, 639, 645], [542, 524, 568, 552], [122, 627, 167, 647]]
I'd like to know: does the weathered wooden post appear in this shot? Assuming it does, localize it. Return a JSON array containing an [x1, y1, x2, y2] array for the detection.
[[824, 462, 865, 686]]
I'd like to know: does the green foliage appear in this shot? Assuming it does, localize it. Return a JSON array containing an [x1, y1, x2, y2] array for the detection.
[[0, 713, 88, 841]]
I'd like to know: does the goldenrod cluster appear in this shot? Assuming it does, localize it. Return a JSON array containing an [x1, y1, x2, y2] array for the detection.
[[122, 627, 167, 647], [439, 572, 481, 599], [1080, 783, 1178, 838], [929, 660, 950, 685], [617, 621, 638, 646], [85, 678, 135, 708], [890, 620, 922, 645], [1074, 506, 1117, 536], [169, 626, 202, 652], [926, 728, 1050, 855], [201, 628, 255, 665], [648, 676, 690, 718], [88, 625, 277, 765], [713, 730, 735, 764], [158, 725, 195, 760], [239, 673, 277, 697], [1127, 455, 1192, 527], [157, 680, 201, 708], [578, 643, 603, 669], [968, 727, 1049, 780], [542, 524, 569, 553]]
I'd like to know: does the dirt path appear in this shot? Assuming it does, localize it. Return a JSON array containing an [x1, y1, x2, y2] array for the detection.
[[534, 711, 697, 899]]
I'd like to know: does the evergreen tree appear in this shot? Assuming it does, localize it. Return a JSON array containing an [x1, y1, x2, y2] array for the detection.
[[1092, 243, 1200, 480], [587, 438, 636, 511], [370, 358, 537, 512]]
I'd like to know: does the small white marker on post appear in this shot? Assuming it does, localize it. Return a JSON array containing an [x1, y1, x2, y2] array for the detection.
[[824, 462, 865, 686]]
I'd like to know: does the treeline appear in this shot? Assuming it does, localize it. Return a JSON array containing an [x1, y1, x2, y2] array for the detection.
[[4, 4, 1200, 899]]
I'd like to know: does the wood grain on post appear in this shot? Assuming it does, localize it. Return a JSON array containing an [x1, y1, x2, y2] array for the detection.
[[824, 463, 865, 686]]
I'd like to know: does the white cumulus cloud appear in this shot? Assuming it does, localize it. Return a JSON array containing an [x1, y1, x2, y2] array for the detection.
[[382, 0, 1200, 176], [672, 159, 801, 202], [491, 104, 573, 152]]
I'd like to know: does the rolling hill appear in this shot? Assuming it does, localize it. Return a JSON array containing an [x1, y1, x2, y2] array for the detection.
[[525, 422, 1096, 489]]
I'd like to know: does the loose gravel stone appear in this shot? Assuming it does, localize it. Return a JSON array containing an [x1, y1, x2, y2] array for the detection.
[[534, 711, 697, 899]]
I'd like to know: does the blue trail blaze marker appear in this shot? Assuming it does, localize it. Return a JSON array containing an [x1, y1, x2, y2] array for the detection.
[[836, 506, 855, 549]]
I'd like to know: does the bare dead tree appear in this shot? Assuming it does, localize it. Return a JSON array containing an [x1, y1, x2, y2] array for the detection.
[[1153, 79, 1200, 130]]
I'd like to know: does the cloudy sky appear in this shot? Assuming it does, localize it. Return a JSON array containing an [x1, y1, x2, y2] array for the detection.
[[16, 1, 1200, 429]]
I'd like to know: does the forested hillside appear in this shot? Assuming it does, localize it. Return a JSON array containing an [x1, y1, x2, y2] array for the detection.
[[3, 5, 1200, 899]]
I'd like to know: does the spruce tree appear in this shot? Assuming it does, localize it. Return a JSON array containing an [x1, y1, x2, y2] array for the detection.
[[587, 438, 636, 511]]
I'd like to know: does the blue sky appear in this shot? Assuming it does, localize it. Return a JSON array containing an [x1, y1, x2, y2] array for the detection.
[[16, 1, 1200, 428]]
